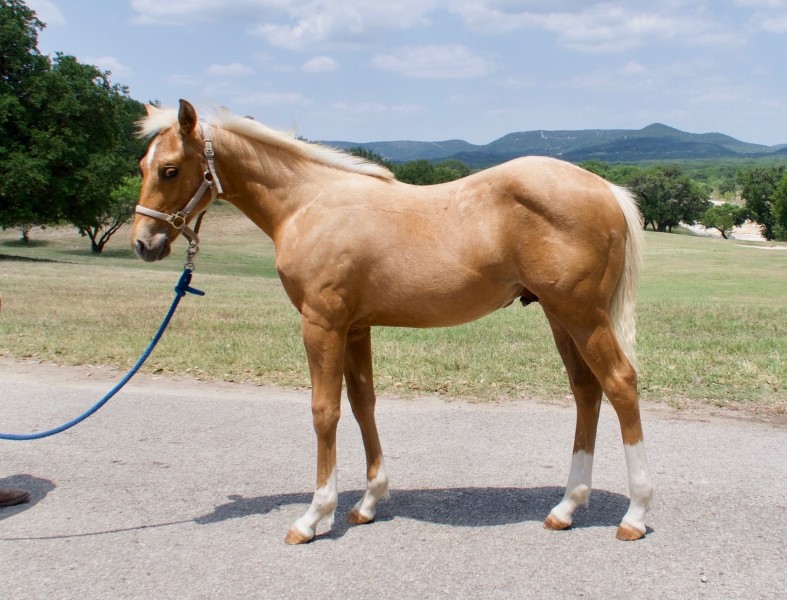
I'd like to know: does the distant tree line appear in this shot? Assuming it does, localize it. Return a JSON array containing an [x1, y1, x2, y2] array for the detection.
[[582, 160, 787, 240], [347, 147, 471, 185], [0, 0, 146, 252]]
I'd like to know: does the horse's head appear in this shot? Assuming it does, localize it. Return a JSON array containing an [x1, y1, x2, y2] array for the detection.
[[132, 99, 218, 262]]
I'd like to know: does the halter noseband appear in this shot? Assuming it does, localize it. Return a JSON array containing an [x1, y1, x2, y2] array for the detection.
[[135, 130, 223, 267]]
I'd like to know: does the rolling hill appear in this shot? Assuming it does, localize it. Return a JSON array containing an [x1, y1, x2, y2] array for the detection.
[[325, 124, 786, 167]]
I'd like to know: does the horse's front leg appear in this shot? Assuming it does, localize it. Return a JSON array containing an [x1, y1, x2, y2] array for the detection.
[[284, 314, 347, 545], [344, 326, 389, 525]]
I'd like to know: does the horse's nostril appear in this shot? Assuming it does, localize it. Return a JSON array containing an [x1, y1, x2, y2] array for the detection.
[[135, 239, 147, 255]]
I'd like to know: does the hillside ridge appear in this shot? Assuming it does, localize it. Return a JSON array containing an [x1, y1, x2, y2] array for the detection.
[[325, 124, 786, 167]]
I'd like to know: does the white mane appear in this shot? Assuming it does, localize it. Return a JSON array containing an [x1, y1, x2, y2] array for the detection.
[[138, 105, 394, 180]]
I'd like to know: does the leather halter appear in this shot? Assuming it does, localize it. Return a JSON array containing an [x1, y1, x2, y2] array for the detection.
[[135, 130, 224, 248]]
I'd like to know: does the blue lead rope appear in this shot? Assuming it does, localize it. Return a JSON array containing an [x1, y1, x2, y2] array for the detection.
[[0, 269, 204, 441]]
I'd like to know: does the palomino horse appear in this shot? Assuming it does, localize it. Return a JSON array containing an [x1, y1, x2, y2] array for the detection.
[[132, 100, 653, 544]]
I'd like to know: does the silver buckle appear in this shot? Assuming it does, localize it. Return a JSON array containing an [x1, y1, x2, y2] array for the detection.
[[170, 212, 187, 229]]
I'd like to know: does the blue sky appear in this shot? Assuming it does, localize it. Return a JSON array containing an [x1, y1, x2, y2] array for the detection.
[[27, 0, 787, 146]]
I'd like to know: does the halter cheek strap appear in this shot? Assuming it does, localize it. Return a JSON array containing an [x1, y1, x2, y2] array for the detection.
[[135, 134, 224, 248]]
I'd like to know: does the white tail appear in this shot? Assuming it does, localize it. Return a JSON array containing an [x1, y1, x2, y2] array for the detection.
[[607, 184, 644, 370]]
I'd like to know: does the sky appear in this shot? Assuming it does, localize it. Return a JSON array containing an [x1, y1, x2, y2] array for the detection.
[[26, 0, 787, 146]]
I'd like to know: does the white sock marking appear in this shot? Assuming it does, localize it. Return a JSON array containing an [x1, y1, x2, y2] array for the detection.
[[292, 469, 338, 540], [621, 441, 653, 534], [353, 458, 389, 521], [549, 450, 594, 526]]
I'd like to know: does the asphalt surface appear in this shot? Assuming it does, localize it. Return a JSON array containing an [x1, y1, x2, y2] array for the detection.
[[1, 358, 785, 599]]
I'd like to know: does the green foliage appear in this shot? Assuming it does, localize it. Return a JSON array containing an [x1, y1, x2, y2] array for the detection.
[[394, 159, 470, 185], [76, 175, 140, 254], [773, 172, 787, 241], [738, 166, 786, 241], [699, 203, 749, 239], [626, 165, 712, 232], [346, 146, 393, 171], [579, 160, 643, 184], [0, 0, 50, 231], [0, 0, 146, 244], [717, 174, 738, 199]]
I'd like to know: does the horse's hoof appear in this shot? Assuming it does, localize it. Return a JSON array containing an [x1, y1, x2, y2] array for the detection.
[[348, 508, 374, 525], [615, 522, 645, 541], [284, 527, 313, 545], [543, 513, 571, 530]]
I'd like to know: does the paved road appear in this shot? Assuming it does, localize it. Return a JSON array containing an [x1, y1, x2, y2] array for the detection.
[[1, 358, 785, 599]]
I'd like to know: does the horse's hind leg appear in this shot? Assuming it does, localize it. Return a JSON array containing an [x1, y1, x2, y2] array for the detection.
[[544, 319, 604, 532], [557, 313, 653, 540], [344, 326, 389, 525]]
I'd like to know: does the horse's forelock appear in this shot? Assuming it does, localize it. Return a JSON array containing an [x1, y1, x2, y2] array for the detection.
[[137, 106, 179, 138]]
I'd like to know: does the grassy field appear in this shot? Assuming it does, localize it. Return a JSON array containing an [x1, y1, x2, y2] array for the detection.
[[1, 205, 785, 415]]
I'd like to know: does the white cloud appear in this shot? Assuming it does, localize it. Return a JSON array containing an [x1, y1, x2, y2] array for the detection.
[[754, 12, 787, 31], [129, 1, 765, 53], [332, 101, 422, 115], [206, 63, 254, 77], [233, 91, 311, 107], [85, 56, 131, 76], [372, 45, 492, 79], [27, 0, 66, 26], [688, 90, 743, 105], [448, 1, 746, 51], [497, 75, 536, 89], [170, 74, 203, 86], [130, 0, 282, 24], [734, 1, 787, 7], [619, 60, 647, 76], [302, 56, 338, 73]]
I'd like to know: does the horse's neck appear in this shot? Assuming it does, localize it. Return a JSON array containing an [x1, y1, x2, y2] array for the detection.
[[215, 134, 310, 239]]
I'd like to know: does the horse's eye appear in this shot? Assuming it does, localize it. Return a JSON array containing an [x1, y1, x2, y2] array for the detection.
[[162, 166, 178, 179]]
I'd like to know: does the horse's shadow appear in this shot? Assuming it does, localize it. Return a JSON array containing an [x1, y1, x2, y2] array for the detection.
[[0, 474, 56, 521], [194, 486, 630, 540]]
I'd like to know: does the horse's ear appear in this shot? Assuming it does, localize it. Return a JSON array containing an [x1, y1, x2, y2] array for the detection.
[[144, 103, 157, 116], [178, 99, 198, 134]]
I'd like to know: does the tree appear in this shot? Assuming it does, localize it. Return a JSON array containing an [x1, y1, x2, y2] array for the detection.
[[772, 171, 787, 241], [347, 146, 393, 171], [394, 159, 470, 185], [580, 160, 643, 185], [717, 175, 737, 199], [0, 0, 51, 236], [76, 174, 139, 254], [627, 166, 711, 232], [738, 166, 786, 241], [0, 1, 146, 246], [699, 203, 749, 239], [41, 54, 145, 229]]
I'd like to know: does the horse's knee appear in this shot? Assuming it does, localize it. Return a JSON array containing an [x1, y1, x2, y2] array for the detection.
[[311, 403, 340, 433]]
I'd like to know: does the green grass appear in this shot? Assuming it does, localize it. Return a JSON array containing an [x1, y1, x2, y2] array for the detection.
[[1, 209, 785, 414]]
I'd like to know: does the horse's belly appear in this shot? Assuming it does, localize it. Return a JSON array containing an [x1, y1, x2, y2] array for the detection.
[[361, 278, 524, 328]]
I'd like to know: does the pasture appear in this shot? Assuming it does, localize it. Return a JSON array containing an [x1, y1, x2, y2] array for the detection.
[[1, 203, 785, 415]]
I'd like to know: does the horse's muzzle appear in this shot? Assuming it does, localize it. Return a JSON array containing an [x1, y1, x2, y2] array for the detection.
[[133, 234, 172, 262]]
